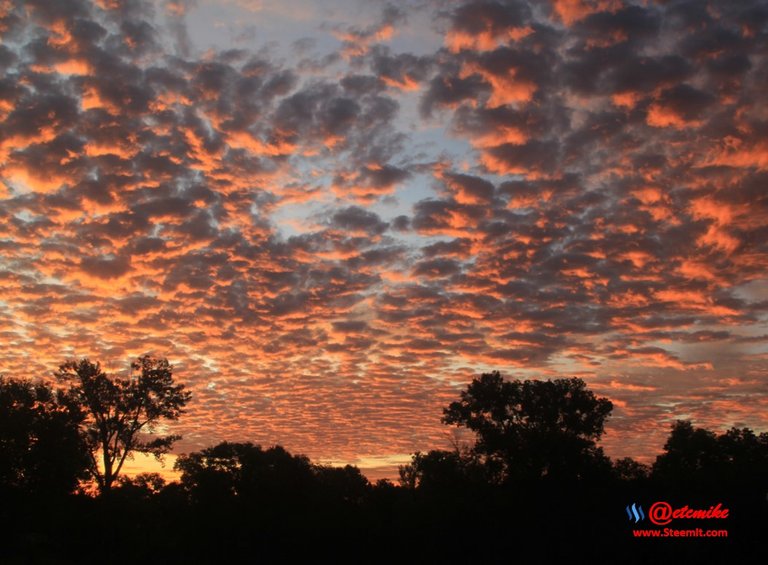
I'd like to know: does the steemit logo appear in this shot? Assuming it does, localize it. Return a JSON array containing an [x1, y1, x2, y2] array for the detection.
[[626, 503, 645, 523]]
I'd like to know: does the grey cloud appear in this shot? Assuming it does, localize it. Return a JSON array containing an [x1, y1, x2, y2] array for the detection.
[[80, 254, 131, 279], [331, 206, 389, 235]]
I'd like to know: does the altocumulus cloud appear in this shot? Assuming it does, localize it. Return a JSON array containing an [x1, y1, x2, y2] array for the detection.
[[0, 0, 767, 474]]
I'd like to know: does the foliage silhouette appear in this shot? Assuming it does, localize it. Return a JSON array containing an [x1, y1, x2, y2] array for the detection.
[[398, 449, 488, 491], [175, 441, 372, 508], [653, 419, 768, 491], [442, 371, 613, 481], [612, 456, 650, 483], [314, 464, 370, 504], [175, 442, 317, 506], [115, 473, 168, 500], [1, 364, 767, 564], [0, 376, 89, 498], [56, 356, 191, 495]]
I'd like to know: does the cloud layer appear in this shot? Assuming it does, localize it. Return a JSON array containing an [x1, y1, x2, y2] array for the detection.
[[1, 0, 767, 475]]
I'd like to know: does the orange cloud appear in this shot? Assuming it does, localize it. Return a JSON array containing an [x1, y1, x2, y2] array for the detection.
[[611, 91, 642, 109], [1, 0, 766, 477], [646, 104, 701, 129], [701, 140, 768, 170], [460, 61, 537, 107], [446, 26, 534, 53], [552, 0, 621, 26]]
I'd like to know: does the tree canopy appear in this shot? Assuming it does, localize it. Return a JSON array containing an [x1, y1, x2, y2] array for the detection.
[[175, 441, 370, 507], [653, 420, 768, 489], [2, 362, 767, 564], [0, 376, 89, 497], [56, 355, 191, 495], [442, 371, 613, 481], [398, 449, 487, 491]]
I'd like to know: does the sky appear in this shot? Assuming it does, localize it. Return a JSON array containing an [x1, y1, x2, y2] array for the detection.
[[1, 0, 767, 479]]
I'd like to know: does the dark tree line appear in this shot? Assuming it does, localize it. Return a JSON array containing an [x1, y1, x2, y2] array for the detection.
[[1, 364, 766, 563], [0, 376, 87, 499]]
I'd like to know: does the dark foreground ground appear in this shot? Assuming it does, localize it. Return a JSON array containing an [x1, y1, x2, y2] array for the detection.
[[1, 480, 763, 564]]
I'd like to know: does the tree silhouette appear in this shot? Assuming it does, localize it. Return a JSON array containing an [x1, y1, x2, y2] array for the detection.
[[314, 464, 370, 505], [0, 377, 89, 497], [652, 420, 720, 484], [653, 420, 768, 490], [442, 371, 613, 481], [612, 457, 650, 483], [717, 426, 768, 487], [56, 356, 191, 495], [176, 442, 375, 513], [398, 449, 488, 491], [115, 472, 168, 499], [175, 442, 317, 505]]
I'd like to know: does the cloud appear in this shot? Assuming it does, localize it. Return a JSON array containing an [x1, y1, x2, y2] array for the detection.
[[369, 46, 433, 91], [0, 0, 767, 475], [333, 4, 406, 58], [445, 1, 533, 52], [330, 205, 389, 235], [80, 254, 132, 279]]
